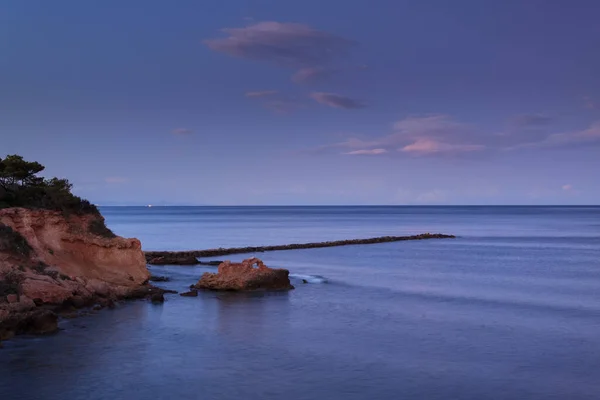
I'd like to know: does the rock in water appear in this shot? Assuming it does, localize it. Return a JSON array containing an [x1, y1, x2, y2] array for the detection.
[[193, 258, 294, 291], [180, 290, 198, 297], [150, 293, 165, 303], [149, 275, 170, 282]]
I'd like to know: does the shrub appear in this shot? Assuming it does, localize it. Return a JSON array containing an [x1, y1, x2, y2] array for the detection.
[[0, 270, 24, 297], [0, 223, 32, 256], [31, 262, 48, 274], [88, 219, 117, 239]]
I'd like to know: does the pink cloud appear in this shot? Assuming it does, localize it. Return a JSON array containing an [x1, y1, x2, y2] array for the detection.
[[344, 148, 388, 155], [401, 139, 484, 155], [172, 128, 193, 135]]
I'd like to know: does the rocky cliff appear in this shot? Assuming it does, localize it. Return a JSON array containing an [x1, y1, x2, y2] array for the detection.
[[0, 208, 151, 340]]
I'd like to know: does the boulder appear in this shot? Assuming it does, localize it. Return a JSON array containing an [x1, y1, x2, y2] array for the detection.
[[193, 258, 294, 291], [6, 294, 18, 303]]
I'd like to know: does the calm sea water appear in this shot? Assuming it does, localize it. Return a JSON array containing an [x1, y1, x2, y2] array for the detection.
[[1, 206, 600, 400]]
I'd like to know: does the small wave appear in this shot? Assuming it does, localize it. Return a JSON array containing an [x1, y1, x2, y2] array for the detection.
[[290, 274, 328, 284]]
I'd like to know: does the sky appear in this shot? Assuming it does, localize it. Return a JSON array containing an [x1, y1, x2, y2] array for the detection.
[[1, 0, 599, 205]]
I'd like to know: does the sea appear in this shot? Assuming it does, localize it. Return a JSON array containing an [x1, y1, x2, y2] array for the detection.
[[1, 206, 599, 400]]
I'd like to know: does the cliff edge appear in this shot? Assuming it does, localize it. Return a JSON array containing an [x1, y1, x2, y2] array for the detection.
[[0, 209, 150, 340]]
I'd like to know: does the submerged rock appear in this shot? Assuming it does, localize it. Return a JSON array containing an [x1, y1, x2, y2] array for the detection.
[[149, 275, 170, 282], [0, 308, 58, 339], [180, 290, 198, 297], [193, 258, 294, 291], [198, 260, 223, 266], [150, 293, 164, 303]]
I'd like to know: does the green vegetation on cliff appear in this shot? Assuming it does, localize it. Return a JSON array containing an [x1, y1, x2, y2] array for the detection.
[[0, 154, 98, 214], [0, 154, 116, 239], [0, 223, 32, 256]]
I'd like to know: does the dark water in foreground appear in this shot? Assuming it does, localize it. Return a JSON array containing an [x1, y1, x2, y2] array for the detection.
[[1, 206, 600, 399]]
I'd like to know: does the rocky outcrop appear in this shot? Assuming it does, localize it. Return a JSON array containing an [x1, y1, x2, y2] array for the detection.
[[0, 208, 153, 340], [194, 258, 294, 291]]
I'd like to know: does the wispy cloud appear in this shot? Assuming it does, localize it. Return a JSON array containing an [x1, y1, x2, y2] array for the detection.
[[310, 92, 365, 109], [204, 21, 354, 68], [245, 90, 278, 98], [583, 96, 597, 110], [562, 184, 573, 191], [509, 113, 553, 127], [512, 120, 600, 149], [344, 148, 388, 155], [307, 111, 600, 158], [172, 128, 193, 135], [245, 90, 304, 114], [292, 67, 338, 84]]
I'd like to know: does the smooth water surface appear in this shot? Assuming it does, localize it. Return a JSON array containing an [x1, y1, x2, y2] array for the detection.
[[1, 206, 599, 399]]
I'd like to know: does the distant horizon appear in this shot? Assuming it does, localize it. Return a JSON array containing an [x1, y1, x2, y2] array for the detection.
[[96, 204, 600, 207]]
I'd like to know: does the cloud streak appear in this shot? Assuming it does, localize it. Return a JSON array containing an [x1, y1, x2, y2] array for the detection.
[[400, 139, 484, 155], [245, 90, 278, 98], [509, 113, 553, 127], [245, 90, 304, 114], [344, 148, 388, 155], [511, 120, 600, 149], [172, 128, 193, 135], [292, 67, 338, 84], [310, 92, 365, 109]]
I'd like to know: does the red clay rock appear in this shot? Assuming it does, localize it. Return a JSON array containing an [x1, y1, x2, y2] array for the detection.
[[20, 278, 73, 304], [0, 208, 151, 339], [194, 258, 294, 291], [6, 294, 18, 303], [0, 208, 149, 287]]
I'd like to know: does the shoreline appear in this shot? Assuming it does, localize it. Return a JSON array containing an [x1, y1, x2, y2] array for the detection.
[[145, 233, 456, 264]]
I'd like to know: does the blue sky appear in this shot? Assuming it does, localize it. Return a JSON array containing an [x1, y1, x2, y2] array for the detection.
[[2, 0, 599, 205]]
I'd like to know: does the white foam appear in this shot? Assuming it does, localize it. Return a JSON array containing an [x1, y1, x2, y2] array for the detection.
[[290, 274, 328, 284]]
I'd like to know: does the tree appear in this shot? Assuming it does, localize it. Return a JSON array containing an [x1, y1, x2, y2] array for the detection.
[[0, 154, 98, 215], [0, 155, 45, 189]]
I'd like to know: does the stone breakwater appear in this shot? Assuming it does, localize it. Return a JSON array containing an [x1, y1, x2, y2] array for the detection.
[[145, 233, 456, 265]]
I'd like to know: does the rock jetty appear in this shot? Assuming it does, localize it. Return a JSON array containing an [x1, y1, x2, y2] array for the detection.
[[145, 233, 455, 264]]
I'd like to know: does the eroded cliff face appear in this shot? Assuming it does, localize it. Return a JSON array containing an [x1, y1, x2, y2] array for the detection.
[[0, 208, 151, 340]]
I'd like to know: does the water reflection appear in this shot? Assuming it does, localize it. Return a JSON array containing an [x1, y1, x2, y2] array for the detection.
[[215, 291, 290, 341]]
